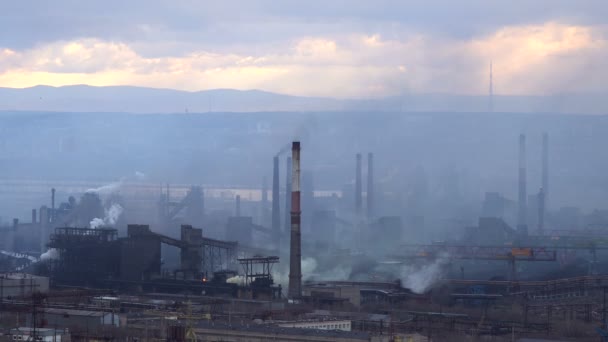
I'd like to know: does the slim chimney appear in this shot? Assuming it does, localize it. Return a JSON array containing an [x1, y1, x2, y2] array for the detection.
[[542, 133, 549, 209], [284, 157, 292, 236], [288, 141, 302, 298], [538, 188, 545, 234], [355, 153, 362, 215], [272, 156, 281, 247], [262, 177, 268, 225], [51, 188, 56, 223], [517, 134, 528, 235], [367, 152, 374, 219], [235, 195, 241, 217]]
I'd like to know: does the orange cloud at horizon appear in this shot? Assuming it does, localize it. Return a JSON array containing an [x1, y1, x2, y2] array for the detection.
[[0, 22, 606, 97]]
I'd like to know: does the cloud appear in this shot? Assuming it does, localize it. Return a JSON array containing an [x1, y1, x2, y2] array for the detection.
[[0, 22, 606, 97]]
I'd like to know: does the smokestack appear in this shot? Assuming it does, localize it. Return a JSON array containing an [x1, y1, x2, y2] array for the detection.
[[538, 188, 545, 234], [542, 133, 549, 209], [262, 177, 268, 225], [235, 195, 241, 217], [355, 153, 362, 215], [32, 209, 37, 224], [284, 157, 292, 236], [272, 156, 281, 247], [288, 141, 302, 298], [517, 134, 528, 235], [367, 152, 374, 219], [51, 188, 56, 223]]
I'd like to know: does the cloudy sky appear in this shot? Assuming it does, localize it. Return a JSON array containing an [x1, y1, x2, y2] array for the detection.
[[1, 1, 607, 98]]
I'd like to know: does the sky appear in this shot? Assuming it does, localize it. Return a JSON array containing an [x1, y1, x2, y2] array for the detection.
[[1, 1, 608, 98]]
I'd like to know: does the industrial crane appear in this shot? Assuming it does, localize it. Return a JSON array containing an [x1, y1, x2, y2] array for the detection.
[[391, 244, 557, 281]]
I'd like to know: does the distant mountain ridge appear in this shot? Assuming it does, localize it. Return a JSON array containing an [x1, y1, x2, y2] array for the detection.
[[0, 85, 606, 114]]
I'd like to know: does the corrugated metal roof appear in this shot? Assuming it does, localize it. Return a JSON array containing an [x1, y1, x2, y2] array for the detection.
[[41, 308, 108, 317]]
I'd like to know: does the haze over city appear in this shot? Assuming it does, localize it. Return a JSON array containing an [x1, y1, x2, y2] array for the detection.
[[2, 2, 608, 342]]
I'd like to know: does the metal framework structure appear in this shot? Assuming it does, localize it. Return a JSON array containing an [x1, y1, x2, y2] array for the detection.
[[201, 237, 236, 274], [148, 231, 237, 275], [237, 256, 279, 286], [395, 244, 557, 261], [393, 244, 557, 281]]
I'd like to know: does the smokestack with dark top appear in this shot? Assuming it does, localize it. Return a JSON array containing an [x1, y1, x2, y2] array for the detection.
[[284, 157, 292, 237], [517, 134, 528, 236], [235, 195, 241, 217], [51, 188, 56, 223], [542, 133, 549, 209], [538, 188, 545, 234], [272, 156, 281, 247], [288, 141, 302, 298], [355, 153, 362, 215], [367, 152, 374, 219]]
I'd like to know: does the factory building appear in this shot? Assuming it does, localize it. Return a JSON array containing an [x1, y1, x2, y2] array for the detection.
[[7, 328, 69, 342], [0, 273, 49, 299], [278, 319, 352, 331], [31, 308, 120, 330], [155, 321, 403, 342]]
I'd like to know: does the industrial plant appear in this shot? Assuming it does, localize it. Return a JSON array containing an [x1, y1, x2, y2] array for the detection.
[[1, 120, 608, 342]]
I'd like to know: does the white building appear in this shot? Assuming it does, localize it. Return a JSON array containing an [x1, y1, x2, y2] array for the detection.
[[278, 319, 352, 331], [0, 273, 49, 299], [8, 328, 67, 342]]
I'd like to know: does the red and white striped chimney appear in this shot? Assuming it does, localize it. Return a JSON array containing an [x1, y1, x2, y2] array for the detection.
[[288, 141, 302, 298]]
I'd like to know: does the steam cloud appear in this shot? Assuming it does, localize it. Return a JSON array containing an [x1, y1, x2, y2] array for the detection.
[[134, 171, 146, 181], [227, 275, 246, 285], [40, 248, 59, 261], [86, 181, 122, 195], [90, 203, 124, 229], [399, 254, 450, 294]]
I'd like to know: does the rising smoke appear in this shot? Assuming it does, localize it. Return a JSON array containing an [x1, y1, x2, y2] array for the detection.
[[399, 254, 450, 294], [90, 203, 124, 229], [40, 248, 59, 261], [86, 181, 123, 195]]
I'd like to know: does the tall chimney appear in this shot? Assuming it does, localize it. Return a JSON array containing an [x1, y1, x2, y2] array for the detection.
[[261, 177, 268, 225], [538, 188, 545, 234], [367, 152, 374, 219], [284, 157, 292, 236], [51, 188, 56, 223], [288, 141, 302, 298], [517, 134, 528, 235], [272, 156, 281, 247], [355, 153, 362, 215], [235, 195, 241, 217], [542, 133, 549, 209]]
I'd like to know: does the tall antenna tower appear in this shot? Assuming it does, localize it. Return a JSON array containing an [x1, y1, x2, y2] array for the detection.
[[489, 61, 494, 113]]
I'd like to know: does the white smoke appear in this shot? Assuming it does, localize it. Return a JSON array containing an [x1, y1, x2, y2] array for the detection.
[[226, 275, 246, 285], [302, 257, 318, 275], [399, 254, 450, 294], [40, 248, 59, 261], [105, 203, 123, 225], [85, 181, 122, 195], [89, 203, 124, 228], [271, 257, 353, 289], [134, 171, 146, 181]]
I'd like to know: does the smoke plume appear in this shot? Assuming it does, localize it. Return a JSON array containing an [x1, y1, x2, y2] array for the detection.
[[399, 254, 450, 294], [85, 181, 122, 195], [89, 203, 124, 228], [40, 248, 59, 261]]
